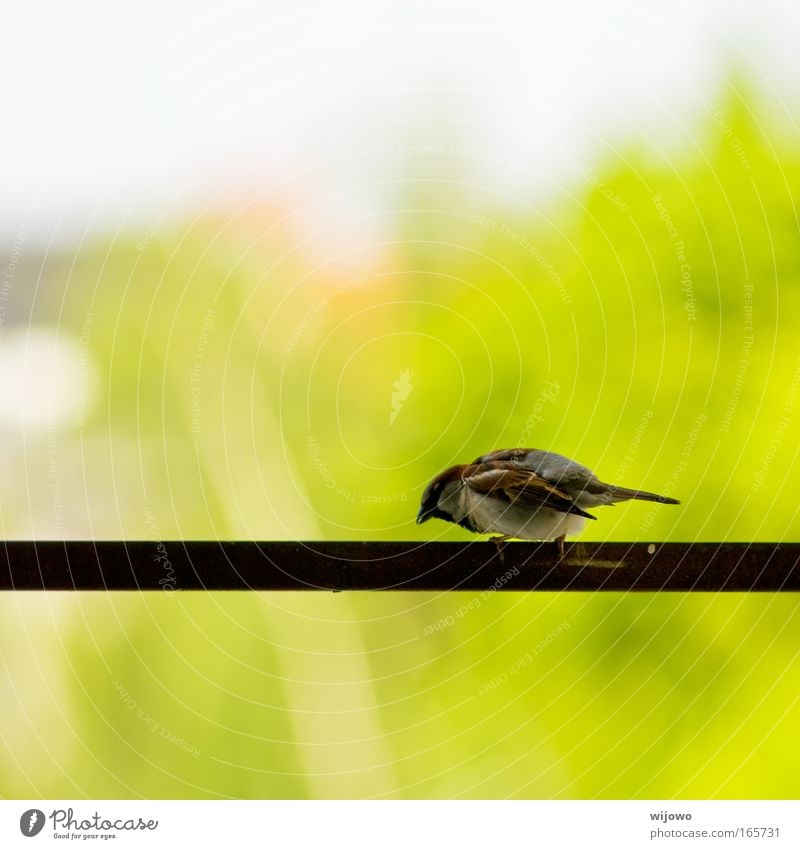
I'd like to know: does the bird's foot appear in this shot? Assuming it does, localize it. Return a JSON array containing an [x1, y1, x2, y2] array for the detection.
[[556, 534, 566, 560], [491, 535, 511, 564], [572, 541, 588, 561]]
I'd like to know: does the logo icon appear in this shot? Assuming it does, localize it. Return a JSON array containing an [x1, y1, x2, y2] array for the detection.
[[390, 369, 413, 425], [19, 809, 45, 837]]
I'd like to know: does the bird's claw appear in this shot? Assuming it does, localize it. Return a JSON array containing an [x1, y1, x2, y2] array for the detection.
[[491, 535, 509, 564]]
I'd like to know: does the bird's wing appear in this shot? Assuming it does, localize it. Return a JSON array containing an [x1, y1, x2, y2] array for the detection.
[[472, 448, 525, 465], [464, 465, 596, 520]]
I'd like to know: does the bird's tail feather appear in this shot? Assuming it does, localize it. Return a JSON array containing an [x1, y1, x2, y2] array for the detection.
[[607, 486, 679, 505]]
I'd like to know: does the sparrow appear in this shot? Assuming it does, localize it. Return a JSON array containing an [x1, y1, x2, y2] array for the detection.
[[417, 448, 679, 557]]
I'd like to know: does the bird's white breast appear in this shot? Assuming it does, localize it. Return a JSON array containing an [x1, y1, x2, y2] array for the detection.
[[455, 487, 587, 541]]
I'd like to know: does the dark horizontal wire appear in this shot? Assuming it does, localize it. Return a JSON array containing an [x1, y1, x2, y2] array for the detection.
[[2, 541, 799, 592]]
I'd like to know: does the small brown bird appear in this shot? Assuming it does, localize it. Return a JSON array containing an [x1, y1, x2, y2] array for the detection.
[[417, 448, 679, 556]]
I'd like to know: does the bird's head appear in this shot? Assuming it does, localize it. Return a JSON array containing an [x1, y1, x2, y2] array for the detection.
[[416, 466, 464, 525]]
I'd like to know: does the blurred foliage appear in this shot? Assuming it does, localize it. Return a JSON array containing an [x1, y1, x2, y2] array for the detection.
[[2, 83, 800, 799]]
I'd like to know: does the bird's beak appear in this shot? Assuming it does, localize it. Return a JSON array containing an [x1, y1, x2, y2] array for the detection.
[[416, 507, 431, 525]]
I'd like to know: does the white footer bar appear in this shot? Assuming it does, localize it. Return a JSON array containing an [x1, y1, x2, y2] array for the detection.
[[2, 800, 797, 848]]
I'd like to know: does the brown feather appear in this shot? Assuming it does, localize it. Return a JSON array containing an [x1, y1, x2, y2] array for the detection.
[[463, 463, 596, 520]]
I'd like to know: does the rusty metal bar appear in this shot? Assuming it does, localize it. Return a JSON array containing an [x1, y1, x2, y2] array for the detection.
[[1, 541, 798, 591]]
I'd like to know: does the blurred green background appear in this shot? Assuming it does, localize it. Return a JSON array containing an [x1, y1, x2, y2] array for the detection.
[[1, 84, 799, 799]]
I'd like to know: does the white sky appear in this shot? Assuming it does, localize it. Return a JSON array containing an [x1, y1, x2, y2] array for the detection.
[[2, 0, 799, 246]]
